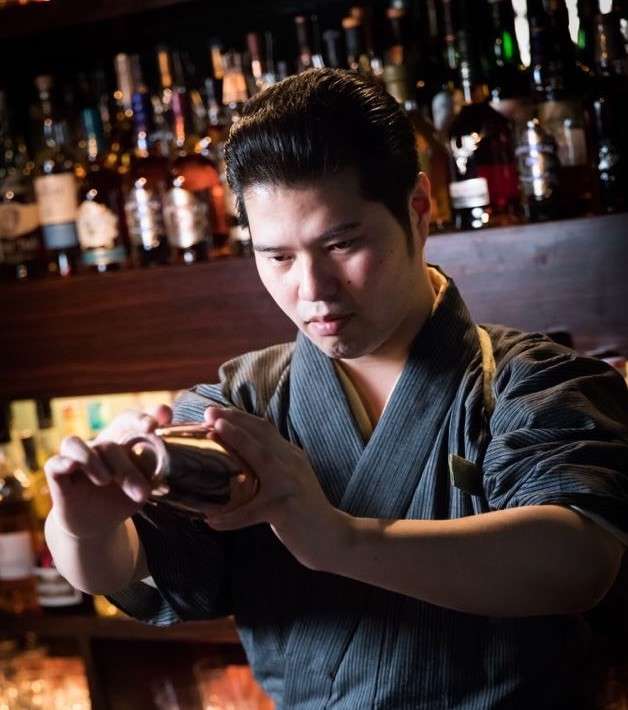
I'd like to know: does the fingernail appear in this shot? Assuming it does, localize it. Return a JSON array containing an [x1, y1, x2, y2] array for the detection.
[[130, 485, 146, 503]]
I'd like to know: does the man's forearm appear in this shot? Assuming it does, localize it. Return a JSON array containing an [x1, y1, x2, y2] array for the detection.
[[321, 505, 624, 617], [44, 512, 147, 595]]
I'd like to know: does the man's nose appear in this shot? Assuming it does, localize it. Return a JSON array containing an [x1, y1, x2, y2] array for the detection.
[[296, 256, 339, 302]]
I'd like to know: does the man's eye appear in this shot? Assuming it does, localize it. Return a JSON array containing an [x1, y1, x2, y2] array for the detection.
[[328, 240, 355, 252], [268, 254, 292, 263]]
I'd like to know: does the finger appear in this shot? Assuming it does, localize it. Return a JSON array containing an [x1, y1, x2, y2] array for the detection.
[[146, 404, 172, 427], [95, 409, 158, 444], [58, 436, 112, 486], [93, 441, 151, 503], [211, 418, 270, 477], [44, 454, 83, 485], [204, 406, 271, 438]]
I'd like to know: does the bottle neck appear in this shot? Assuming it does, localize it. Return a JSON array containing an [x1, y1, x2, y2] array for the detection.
[[80, 107, 107, 163], [593, 12, 628, 77], [171, 88, 199, 153], [131, 91, 156, 157], [456, 30, 489, 104]]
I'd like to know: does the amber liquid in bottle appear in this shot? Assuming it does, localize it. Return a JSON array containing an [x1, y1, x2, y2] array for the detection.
[[0, 474, 40, 615]]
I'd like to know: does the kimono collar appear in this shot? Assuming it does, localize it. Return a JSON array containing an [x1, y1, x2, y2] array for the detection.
[[288, 268, 481, 515]]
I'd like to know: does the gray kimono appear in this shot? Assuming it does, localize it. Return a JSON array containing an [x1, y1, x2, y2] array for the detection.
[[110, 273, 628, 709]]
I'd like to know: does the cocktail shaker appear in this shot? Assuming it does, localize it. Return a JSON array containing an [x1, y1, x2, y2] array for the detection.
[[122, 423, 257, 517]]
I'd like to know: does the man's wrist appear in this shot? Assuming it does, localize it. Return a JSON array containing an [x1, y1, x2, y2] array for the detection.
[[315, 509, 360, 575]]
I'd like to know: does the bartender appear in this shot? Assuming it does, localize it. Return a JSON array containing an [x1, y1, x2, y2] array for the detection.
[[45, 68, 628, 709]]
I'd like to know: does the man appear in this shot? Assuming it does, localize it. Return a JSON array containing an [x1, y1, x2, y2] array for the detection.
[[45, 69, 628, 708]]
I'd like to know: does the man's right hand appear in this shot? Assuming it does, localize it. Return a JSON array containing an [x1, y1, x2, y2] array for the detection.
[[44, 405, 172, 540]]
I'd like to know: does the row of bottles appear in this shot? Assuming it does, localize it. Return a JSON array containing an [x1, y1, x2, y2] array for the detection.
[[0, 392, 174, 617], [1, 1, 628, 282]]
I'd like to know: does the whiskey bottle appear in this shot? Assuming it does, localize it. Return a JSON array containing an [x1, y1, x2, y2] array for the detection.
[[125, 87, 171, 267], [322, 30, 345, 69], [342, 15, 372, 75], [165, 73, 213, 263], [76, 84, 129, 272], [383, 63, 451, 231], [515, 118, 561, 222], [448, 17, 521, 230], [588, 10, 628, 213], [0, 91, 46, 281], [529, 0, 595, 216], [32, 75, 81, 277], [294, 15, 325, 74], [486, 0, 534, 128], [0, 404, 40, 615], [20, 434, 91, 615], [431, 0, 464, 139]]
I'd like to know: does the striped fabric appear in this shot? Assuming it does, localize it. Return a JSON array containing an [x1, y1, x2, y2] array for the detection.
[[108, 272, 628, 709]]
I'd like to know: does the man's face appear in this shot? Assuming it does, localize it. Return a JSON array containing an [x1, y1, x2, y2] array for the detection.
[[244, 172, 427, 360]]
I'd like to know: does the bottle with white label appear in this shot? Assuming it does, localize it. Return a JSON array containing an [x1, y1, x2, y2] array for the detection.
[[125, 87, 171, 267], [77, 93, 129, 272], [447, 10, 521, 230], [32, 75, 81, 277], [0, 91, 46, 281], [0, 404, 40, 615]]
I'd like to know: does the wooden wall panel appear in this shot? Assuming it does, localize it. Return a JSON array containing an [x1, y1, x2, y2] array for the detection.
[[2, 213, 627, 400]]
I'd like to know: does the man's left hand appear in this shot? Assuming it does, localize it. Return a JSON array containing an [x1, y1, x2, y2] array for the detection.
[[203, 406, 351, 570]]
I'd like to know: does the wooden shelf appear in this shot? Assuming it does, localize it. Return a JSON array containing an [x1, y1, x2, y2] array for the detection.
[[2, 212, 627, 401], [0, 611, 240, 644]]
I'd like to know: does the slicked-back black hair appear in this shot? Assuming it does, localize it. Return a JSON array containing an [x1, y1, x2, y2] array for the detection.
[[224, 68, 420, 244]]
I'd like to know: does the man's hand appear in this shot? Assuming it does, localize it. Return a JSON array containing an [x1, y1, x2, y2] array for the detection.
[[44, 406, 172, 540], [203, 406, 350, 570]]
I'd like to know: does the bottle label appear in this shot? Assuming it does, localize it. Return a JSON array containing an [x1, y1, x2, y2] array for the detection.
[[163, 187, 210, 248], [449, 178, 490, 209], [41, 222, 80, 250], [81, 245, 127, 268], [125, 183, 165, 249], [516, 139, 560, 200], [34, 173, 78, 225], [34, 566, 83, 607], [0, 203, 40, 239], [0, 531, 35, 580], [77, 200, 119, 249]]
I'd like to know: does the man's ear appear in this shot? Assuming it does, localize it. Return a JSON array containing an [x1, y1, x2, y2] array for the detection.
[[409, 172, 432, 249]]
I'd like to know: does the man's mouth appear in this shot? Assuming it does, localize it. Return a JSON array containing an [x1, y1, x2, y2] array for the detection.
[[306, 314, 352, 336]]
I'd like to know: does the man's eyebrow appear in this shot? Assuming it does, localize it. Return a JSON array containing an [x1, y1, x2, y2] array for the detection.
[[253, 222, 361, 253]]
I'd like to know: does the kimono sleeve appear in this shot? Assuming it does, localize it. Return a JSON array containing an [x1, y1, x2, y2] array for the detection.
[[106, 382, 234, 625], [482, 338, 628, 537]]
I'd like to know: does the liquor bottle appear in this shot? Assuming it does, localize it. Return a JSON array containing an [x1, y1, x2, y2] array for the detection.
[[32, 75, 81, 277], [221, 50, 253, 255], [76, 82, 129, 272], [0, 92, 46, 280], [577, 0, 599, 73], [613, 0, 628, 55], [342, 15, 372, 75], [246, 33, 272, 94], [515, 118, 562, 222], [294, 15, 325, 73], [383, 63, 451, 231], [486, 0, 534, 128], [165, 54, 215, 264], [19, 433, 91, 615], [125, 83, 171, 267], [447, 14, 521, 230], [109, 53, 136, 180], [528, 0, 596, 217], [0, 404, 40, 615], [322, 30, 345, 69], [349, 6, 384, 78], [431, 0, 464, 139], [588, 10, 628, 213]]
